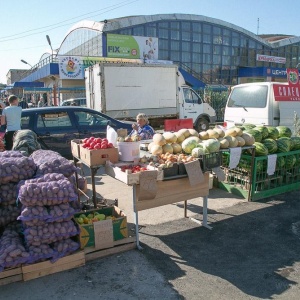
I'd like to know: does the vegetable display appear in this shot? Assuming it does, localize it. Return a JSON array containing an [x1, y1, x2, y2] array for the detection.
[[30, 150, 77, 177]]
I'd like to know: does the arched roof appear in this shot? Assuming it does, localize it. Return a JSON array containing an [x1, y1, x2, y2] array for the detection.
[[59, 13, 300, 50]]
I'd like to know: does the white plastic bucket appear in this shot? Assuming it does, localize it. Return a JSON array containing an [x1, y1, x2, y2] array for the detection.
[[117, 141, 140, 161]]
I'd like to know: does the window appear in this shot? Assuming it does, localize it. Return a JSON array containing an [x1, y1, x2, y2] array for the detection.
[[158, 28, 168, 39], [228, 85, 268, 108], [183, 88, 201, 104], [182, 31, 191, 41], [74, 111, 109, 126], [21, 116, 30, 129], [170, 30, 180, 40], [192, 32, 201, 42], [171, 40, 180, 51], [181, 22, 190, 31], [182, 41, 191, 52], [37, 112, 72, 128]]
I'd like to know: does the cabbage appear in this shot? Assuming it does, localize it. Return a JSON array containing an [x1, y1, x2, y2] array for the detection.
[[181, 136, 200, 154]]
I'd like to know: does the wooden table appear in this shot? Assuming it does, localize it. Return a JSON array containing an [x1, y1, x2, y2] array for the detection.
[[132, 172, 210, 249]]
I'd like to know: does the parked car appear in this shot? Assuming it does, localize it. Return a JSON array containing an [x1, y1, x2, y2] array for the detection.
[[61, 98, 86, 107], [21, 106, 133, 158]]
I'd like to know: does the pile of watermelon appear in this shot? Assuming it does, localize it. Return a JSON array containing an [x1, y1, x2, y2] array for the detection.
[[236, 124, 300, 171]]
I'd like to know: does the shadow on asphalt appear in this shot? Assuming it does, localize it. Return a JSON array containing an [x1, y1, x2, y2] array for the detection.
[[138, 190, 300, 299]]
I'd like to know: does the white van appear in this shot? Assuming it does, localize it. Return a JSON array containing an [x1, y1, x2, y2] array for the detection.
[[224, 81, 300, 131]]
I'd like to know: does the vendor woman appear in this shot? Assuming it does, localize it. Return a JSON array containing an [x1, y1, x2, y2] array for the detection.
[[129, 113, 155, 140]]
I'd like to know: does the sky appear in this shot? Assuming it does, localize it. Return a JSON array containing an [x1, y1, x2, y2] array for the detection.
[[1, 0, 300, 84]]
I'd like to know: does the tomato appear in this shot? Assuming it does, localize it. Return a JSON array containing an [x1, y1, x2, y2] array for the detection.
[[82, 138, 89, 143], [108, 143, 114, 148], [94, 143, 101, 149], [101, 143, 108, 149], [82, 143, 89, 148], [95, 138, 102, 143], [102, 138, 108, 143], [89, 142, 96, 149]]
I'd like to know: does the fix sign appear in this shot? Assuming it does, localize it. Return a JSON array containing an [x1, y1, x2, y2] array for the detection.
[[273, 68, 300, 101]]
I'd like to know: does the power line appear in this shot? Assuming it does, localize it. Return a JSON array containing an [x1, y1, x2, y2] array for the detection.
[[0, 0, 139, 43]]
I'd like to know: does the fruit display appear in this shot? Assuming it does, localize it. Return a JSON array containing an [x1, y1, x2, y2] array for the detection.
[[81, 137, 114, 149], [117, 133, 141, 142], [75, 211, 115, 225]]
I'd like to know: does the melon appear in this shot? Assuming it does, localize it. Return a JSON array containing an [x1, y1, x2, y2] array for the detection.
[[181, 136, 200, 154], [276, 137, 291, 153], [236, 136, 245, 147], [148, 142, 155, 152], [241, 132, 255, 146], [225, 128, 237, 137], [291, 136, 300, 150], [191, 147, 206, 158], [276, 126, 292, 138], [171, 143, 182, 154], [177, 128, 191, 138], [202, 138, 220, 153], [163, 131, 177, 143], [262, 138, 278, 154], [174, 131, 186, 143], [255, 126, 269, 139], [162, 143, 174, 154], [285, 154, 296, 169], [206, 129, 219, 139], [218, 138, 229, 149], [153, 133, 166, 146], [266, 126, 279, 140], [254, 142, 269, 156], [199, 131, 209, 140], [188, 128, 200, 137], [224, 135, 238, 148], [150, 144, 163, 155], [244, 129, 262, 142], [214, 127, 225, 138]]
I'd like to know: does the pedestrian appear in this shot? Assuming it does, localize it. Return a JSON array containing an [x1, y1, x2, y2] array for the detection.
[[0, 95, 22, 150], [37, 97, 44, 107], [18, 97, 29, 109]]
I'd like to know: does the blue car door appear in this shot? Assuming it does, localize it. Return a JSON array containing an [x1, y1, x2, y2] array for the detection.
[[33, 110, 80, 157], [73, 110, 110, 139]]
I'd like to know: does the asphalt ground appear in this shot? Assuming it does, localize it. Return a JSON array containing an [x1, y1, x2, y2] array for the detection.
[[1, 165, 300, 299]]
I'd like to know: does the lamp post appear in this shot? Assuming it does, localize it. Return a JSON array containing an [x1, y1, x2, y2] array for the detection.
[[46, 35, 57, 106], [20, 59, 33, 68]]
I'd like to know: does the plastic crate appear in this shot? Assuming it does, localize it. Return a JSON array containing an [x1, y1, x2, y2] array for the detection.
[[163, 163, 179, 178], [199, 152, 222, 172]]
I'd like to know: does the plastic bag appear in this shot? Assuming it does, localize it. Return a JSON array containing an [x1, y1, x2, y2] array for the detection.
[[107, 125, 118, 147]]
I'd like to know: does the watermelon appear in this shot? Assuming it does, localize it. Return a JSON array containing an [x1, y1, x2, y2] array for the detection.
[[285, 154, 296, 169], [291, 136, 300, 150], [243, 123, 256, 130], [245, 129, 262, 142], [255, 126, 269, 139], [276, 126, 292, 138], [276, 137, 291, 153], [266, 126, 279, 139], [276, 156, 285, 170], [254, 142, 269, 156], [262, 138, 278, 154]]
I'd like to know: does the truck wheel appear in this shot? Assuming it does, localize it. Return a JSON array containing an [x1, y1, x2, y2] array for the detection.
[[196, 118, 209, 132]]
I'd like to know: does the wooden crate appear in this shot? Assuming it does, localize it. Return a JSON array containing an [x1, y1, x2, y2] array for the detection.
[[0, 267, 23, 286], [84, 236, 136, 262], [21, 251, 85, 281]]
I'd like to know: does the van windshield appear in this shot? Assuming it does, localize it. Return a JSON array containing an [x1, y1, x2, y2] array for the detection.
[[227, 85, 268, 108]]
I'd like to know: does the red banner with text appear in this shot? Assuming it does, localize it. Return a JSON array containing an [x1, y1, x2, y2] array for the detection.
[[273, 68, 300, 101]]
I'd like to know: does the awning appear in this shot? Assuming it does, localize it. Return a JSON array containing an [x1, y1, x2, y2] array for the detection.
[[23, 87, 52, 92], [9, 81, 44, 88]]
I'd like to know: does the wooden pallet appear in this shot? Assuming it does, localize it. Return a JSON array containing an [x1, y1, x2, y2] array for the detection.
[[0, 267, 23, 286], [84, 236, 136, 262], [21, 251, 85, 282]]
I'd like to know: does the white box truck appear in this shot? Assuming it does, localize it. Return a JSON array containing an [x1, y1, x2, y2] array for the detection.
[[85, 63, 216, 131], [224, 81, 300, 132]]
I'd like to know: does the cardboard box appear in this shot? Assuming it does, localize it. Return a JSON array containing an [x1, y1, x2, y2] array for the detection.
[[74, 206, 128, 250], [105, 161, 163, 185], [79, 145, 119, 166], [71, 139, 82, 158]]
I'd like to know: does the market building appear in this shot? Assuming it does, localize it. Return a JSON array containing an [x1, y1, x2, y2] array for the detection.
[[10, 13, 300, 105]]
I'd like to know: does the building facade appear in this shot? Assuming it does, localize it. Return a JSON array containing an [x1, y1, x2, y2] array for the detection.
[[57, 14, 300, 86]]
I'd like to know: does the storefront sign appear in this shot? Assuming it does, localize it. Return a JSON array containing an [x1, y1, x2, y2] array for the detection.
[[107, 34, 158, 60], [58, 56, 83, 79], [273, 84, 300, 101], [256, 54, 286, 64]]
